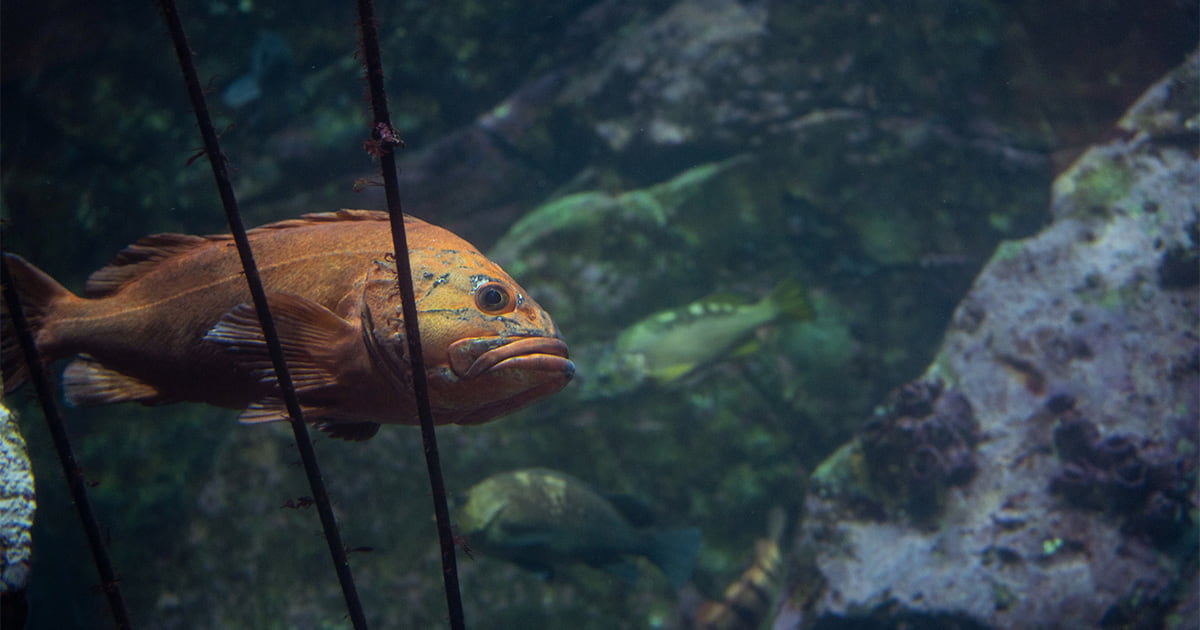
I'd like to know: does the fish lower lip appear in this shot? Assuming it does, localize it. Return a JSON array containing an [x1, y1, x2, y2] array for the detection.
[[451, 337, 573, 379]]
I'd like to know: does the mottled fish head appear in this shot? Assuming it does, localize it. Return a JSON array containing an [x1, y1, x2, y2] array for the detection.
[[361, 239, 573, 425]]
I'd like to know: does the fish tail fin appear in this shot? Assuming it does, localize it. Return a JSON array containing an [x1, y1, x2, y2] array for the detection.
[[2, 254, 74, 394], [646, 526, 702, 589], [767, 277, 812, 322]]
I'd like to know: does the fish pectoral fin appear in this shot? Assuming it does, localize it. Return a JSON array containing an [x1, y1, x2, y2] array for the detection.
[[63, 356, 167, 406], [205, 292, 355, 393]]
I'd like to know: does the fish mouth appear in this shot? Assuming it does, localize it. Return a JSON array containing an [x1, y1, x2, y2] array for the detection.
[[448, 336, 574, 380]]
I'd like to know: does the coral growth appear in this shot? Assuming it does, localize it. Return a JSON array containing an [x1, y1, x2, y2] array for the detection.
[[860, 380, 979, 523], [1050, 413, 1197, 547]]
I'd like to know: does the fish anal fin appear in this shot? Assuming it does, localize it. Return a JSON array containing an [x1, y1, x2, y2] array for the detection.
[[63, 356, 165, 406], [84, 233, 210, 297], [317, 421, 381, 441], [239, 402, 381, 441], [238, 399, 290, 424], [204, 293, 356, 393], [730, 338, 761, 358], [649, 362, 696, 384]]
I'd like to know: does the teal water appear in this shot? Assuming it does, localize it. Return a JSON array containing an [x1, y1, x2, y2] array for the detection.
[[1, 1, 1196, 628]]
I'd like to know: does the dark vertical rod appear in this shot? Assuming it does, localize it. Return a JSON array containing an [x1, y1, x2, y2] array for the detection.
[[151, 2, 368, 628], [354, 1, 466, 628], [1, 258, 133, 630]]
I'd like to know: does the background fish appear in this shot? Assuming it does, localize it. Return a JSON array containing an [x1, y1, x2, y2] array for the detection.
[[454, 467, 702, 588], [1, 210, 573, 440], [613, 278, 812, 385], [690, 508, 786, 630]]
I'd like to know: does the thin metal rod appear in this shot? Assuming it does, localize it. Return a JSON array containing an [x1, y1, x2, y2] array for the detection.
[[1, 257, 133, 630], [354, 1, 466, 628], [152, 2, 368, 628]]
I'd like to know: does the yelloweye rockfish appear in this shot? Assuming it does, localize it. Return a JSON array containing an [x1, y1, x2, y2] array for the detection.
[[1, 210, 574, 440]]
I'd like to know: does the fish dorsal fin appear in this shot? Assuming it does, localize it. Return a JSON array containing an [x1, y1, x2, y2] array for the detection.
[[244, 209, 425, 234], [204, 292, 356, 393], [84, 211, 425, 298], [63, 355, 166, 406], [699, 291, 753, 306], [85, 233, 210, 297]]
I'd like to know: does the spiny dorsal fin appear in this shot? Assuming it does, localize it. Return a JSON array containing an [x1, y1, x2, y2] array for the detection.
[[85, 233, 209, 297], [245, 209, 423, 235], [83, 210, 426, 298]]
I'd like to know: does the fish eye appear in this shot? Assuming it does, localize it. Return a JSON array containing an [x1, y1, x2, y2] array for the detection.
[[474, 282, 513, 314]]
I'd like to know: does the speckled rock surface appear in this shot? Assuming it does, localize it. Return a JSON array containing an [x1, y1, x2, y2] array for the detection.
[[795, 51, 1199, 629], [0, 403, 35, 593]]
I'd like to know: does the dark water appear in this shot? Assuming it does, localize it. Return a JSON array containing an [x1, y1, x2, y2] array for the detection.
[[1, 1, 1196, 628]]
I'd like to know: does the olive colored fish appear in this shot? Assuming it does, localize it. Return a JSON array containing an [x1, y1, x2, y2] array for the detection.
[[614, 278, 811, 385], [455, 467, 702, 588], [1, 210, 573, 440]]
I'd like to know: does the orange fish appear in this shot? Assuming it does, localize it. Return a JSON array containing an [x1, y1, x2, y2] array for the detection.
[[1, 210, 573, 440]]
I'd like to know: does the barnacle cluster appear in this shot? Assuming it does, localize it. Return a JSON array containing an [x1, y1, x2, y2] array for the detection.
[[861, 379, 980, 523], [1050, 413, 1196, 546]]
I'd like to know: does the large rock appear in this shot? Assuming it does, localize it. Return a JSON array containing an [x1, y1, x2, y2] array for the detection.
[[794, 51, 1199, 629]]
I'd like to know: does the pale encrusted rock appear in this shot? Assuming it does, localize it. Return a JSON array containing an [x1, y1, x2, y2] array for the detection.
[[797, 50, 1199, 628], [0, 403, 35, 593]]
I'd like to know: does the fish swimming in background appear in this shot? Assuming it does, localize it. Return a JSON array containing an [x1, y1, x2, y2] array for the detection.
[[222, 30, 295, 109], [1, 210, 574, 440], [596, 278, 811, 391], [454, 467, 702, 588], [690, 508, 786, 630]]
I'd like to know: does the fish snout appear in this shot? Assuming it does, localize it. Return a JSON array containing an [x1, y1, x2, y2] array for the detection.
[[447, 336, 574, 381]]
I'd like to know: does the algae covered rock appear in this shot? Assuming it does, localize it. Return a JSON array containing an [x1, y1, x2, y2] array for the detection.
[[792, 51, 1200, 629]]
